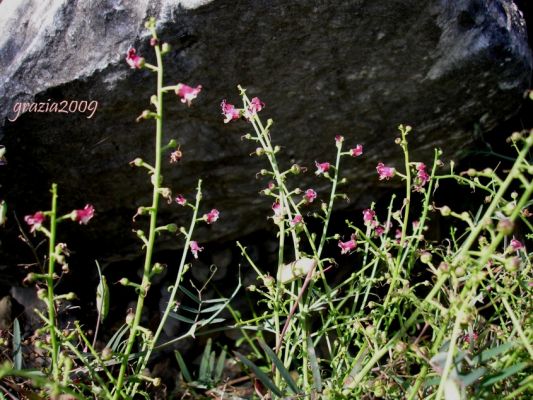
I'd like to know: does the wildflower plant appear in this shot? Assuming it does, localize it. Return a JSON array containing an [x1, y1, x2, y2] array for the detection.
[[223, 87, 532, 399], [0, 17, 237, 399]]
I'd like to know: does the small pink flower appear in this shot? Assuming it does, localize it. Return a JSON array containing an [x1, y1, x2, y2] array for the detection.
[[126, 48, 144, 69], [221, 100, 241, 123], [315, 161, 330, 176], [338, 235, 357, 255], [415, 163, 430, 190], [376, 162, 395, 180], [335, 135, 344, 144], [73, 205, 95, 225], [247, 97, 265, 117], [272, 201, 282, 216], [362, 209, 376, 225], [304, 189, 317, 203], [175, 195, 187, 206], [510, 238, 524, 252], [463, 331, 478, 344], [24, 211, 45, 233], [190, 241, 204, 259], [170, 149, 182, 163], [375, 225, 385, 237], [203, 209, 220, 224], [175, 83, 202, 106], [412, 220, 420, 230], [350, 145, 363, 157], [291, 214, 303, 226]]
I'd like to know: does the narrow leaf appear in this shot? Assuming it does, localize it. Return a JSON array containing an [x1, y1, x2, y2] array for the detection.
[[258, 340, 299, 394], [179, 285, 200, 304], [460, 367, 487, 387], [307, 336, 322, 392], [475, 342, 515, 364], [215, 347, 227, 382], [234, 351, 283, 397], [106, 324, 128, 351], [175, 350, 192, 382], [13, 318, 22, 369], [199, 338, 212, 382], [96, 274, 109, 322], [169, 312, 196, 324], [481, 362, 529, 387]]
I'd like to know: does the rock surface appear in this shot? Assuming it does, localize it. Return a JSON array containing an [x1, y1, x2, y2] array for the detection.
[[0, 0, 531, 265]]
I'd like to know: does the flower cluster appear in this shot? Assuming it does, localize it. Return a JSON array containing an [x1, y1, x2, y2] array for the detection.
[[24, 205, 95, 234], [220, 97, 265, 123]]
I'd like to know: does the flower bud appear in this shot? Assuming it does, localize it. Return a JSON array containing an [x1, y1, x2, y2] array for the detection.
[[101, 347, 113, 361], [497, 218, 514, 235], [161, 43, 171, 54], [131, 158, 143, 167], [255, 147, 265, 156], [126, 311, 135, 325], [119, 278, 130, 286], [37, 288, 47, 300], [467, 168, 477, 177], [420, 252, 432, 265], [166, 224, 178, 233], [290, 164, 301, 174]]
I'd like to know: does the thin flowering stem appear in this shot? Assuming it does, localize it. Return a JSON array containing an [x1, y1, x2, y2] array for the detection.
[[46, 183, 60, 384], [114, 23, 164, 399], [130, 180, 203, 396]]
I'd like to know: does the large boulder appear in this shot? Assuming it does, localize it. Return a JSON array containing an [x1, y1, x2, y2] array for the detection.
[[0, 0, 531, 265]]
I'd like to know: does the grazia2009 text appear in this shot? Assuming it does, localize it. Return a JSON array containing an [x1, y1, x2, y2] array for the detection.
[[8, 99, 98, 122]]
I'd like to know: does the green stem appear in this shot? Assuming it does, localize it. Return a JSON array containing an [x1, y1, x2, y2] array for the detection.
[[113, 38, 165, 400], [46, 183, 60, 384]]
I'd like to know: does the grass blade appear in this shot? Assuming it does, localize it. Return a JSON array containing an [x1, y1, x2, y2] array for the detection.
[[234, 351, 283, 397], [174, 350, 192, 382], [307, 336, 322, 392], [258, 340, 299, 394], [199, 338, 212, 382], [13, 318, 22, 369]]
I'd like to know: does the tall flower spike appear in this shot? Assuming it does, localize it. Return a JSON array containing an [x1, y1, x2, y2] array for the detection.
[[175, 83, 202, 106], [125, 48, 144, 69]]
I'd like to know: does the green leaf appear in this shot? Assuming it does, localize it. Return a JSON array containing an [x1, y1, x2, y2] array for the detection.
[[307, 336, 322, 392], [474, 342, 515, 364], [106, 324, 129, 352], [460, 367, 487, 387], [179, 285, 200, 304], [169, 312, 196, 324], [258, 340, 299, 394], [199, 338, 212, 383], [215, 347, 227, 382], [481, 362, 529, 387], [13, 318, 22, 370], [234, 351, 283, 397], [174, 350, 192, 382], [95, 260, 109, 322]]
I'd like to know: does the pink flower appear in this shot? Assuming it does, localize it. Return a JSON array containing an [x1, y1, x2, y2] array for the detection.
[[304, 189, 317, 203], [175, 195, 187, 206], [170, 149, 182, 163], [203, 209, 220, 224], [175, 83, 202, 106], [291, 214, 303, 226], [73, 205, 95, 225], [315, 161, 330, 176], [415, 163, 430, 190], [375, 225, 385, 237], [190, 241, 204, 259], [362, 209, 376, 225], [376, 162, 395, 180], [24, 211, 45, 233], [246, 97, 265, 117], [272, 201, 282, 216], [338, 235, 357, 255], [350, 145, 363, 157], [125, 48, 144, 69], [335, 135, 344, 144], [510, 238, 524, 252], [463, 331, 478, 344], [221, 100, 241, 123]]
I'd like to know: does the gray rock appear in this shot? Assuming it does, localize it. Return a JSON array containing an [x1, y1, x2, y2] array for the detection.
[[0, 0, 531, 264]]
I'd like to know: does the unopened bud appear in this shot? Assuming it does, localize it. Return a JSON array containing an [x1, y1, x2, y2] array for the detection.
[[126, 312, 135, 325], [166, 224, 178, 233], [255, 147, 265, 156], [161, 43, 171, 54], [497, 218, 514, 235], [290, 164, 301, 174], [131, 158, 143, 167], [101, 347, 113, 361], [119, 278, 130, 286]]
